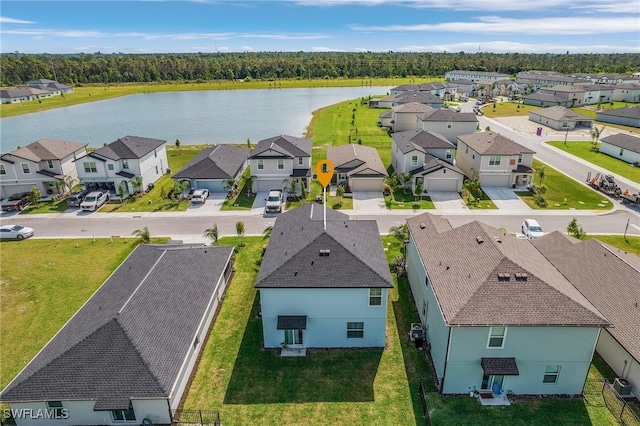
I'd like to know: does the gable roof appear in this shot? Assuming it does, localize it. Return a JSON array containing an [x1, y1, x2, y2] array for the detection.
[[0, 87, 51, 99], [255, 204, 392, 289], [0, 244, 233, 407], [410, 154, 465, 177], [92, 135, 166, 160], [597, 105, 640, 119], [457, 132, 536, 156], [407, 213, 608, 327], [523, 93, 567, 103], [327, 144, 388, 177], [392, 101, 434, 114], [600, 133, 640, 154], [173, 145, 249, 180], [417, 108, 478, 123], [249, 135, 312, 159], [531, 232, 640, 363], [529, 106, 591, 122], [1, 139, 87, 161], [392, 129, 455, 154]]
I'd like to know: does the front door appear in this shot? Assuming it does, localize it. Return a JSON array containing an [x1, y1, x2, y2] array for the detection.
[[284, 329, 303, 346], [481, 374, 504, 392]]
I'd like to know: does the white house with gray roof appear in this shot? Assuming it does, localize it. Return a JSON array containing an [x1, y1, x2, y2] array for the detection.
[[327, 144, 388, 192], [528, 106, 593, 131], [416, 108, 478, 145], [0, 244, 234, 426], [248, 135, 312, 194], [255, 204, 393, 350], [391, 102, 433, 132], [596, 106, 640, 128], [531, 232, 640, 400], [405, 213, 609, 396], [456, 132, 536, 188], [172, 144, 249, 193], [75, 135, 167, 196], [445, 70, 509, 83], [599, 133, 640, 165]]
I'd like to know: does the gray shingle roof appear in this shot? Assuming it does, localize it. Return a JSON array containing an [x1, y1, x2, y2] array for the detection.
[[0, 244, 233, 407], [255, 204, 392, 289], [529, 106, 591, 122], [392, 102, 433, 114], [457, 132, 536, 156], [93, 135, 166, 160], [327, 144, 388, 178], [531, 232, 640, 362], [173, 145, 249, 180], [417, 108, 478, 123], [523, 93, 566, 103], [597, 106, 640, 119], [1, 139, 87, 161], [249, 135, 312, 158], [392, 129, 455, 154], [407, 213, 609, 327], [410, 154, 464, 177], [600, 133, 640, 154]]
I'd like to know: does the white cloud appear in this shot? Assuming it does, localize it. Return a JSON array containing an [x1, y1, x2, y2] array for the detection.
[[241, 33, 332, 40], [397, 40, 640, 54], [0, 16, 35, 24], [311, 46, 344, 51]]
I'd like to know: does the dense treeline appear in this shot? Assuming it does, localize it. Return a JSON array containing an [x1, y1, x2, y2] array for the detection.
[[1, 52, 639, 86]]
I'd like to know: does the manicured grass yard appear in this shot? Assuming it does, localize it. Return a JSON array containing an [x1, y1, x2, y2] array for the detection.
[[385, 188, 434, 210], [482, 101, 537, 118], [462, 189, 498, 209], [516, 159, 614, 210], [546, 141, 640, 184]]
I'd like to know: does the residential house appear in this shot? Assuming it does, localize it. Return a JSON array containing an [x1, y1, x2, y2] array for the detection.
[[375, 91, 443, 110], [417, 82, 456, 99], [379, 110, 393, 128], [528, 106, 593, 131], [75, 135, 167, 196], [327, 144, 388, 192], [416, 108, 478, 145], [522, 92, 573, 108], [538, 86, 588, 106], [445, 70, 510, 83], [599, 133, 640, 165], [456, 132, 535, 188], [248, 135, 312, 194], [172, 144, 249, 193], [596, 106, 640, 128], [0, 244, 234, 426], [255, 204, 393, 349], [0, 139, 88, 200], [27, 79, 74, 95], [611, 83, 640, 103], [405, 213, 610, 395], [0, 87, 52, 104], [447, 79, 475, 99], [531, 233, 640, 399], [516, 71, 578, 90], [574, 84, 614, 105], [391, 102, 433, 132]]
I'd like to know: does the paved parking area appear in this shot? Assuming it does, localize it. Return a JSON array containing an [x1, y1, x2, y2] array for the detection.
[[185, 193, 226, 214], [352, 191, 387, 213], [481, 187, 532, 213], [428, 191, 468, 211]]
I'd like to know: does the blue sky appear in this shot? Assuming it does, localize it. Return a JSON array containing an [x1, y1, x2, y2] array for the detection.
[[1, 0, 639, 54]]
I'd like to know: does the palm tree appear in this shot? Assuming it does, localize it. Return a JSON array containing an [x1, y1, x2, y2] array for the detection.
[[262, 225, 273, 239], [117, 181, 127, 202], [336, 184, 345, 204], [236, 221, 245, 246], [223, 177, 236, 196], [463, 177, 481, 204], [132, 227, 150, 244], [402, 173, 411, 194], [51, 180, 65, 198], [535, 165, 547, 187], [590, 125, 606, 151], [414, 179, 423, 202], [63, 175, 78, 193], [246, 175, 257, 196], [389, 223, 409, 242], [131, 176, 143, 193], [203, 224, 219, 246]]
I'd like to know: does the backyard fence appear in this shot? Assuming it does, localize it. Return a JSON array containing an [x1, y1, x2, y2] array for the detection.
[[583, 379, 640, 426], [419, 378, 432, 426], [170, 409, 220, 426]]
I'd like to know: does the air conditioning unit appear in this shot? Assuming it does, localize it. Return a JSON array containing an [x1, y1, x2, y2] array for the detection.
[[613, 378, 633, 396], [166, 168, 172, 174], [410, 323, 424, 341]]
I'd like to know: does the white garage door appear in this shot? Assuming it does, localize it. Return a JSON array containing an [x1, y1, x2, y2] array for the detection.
[[2, 185, 34, 199], [195, 180, 225, 193], [349, 178, 384, 192], [481, 174, 511, 187], [255, 179, 284, 193], [426, 178, 460, 192]]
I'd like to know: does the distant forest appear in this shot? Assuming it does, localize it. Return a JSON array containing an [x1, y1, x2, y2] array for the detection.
[[1, 52, 639, 86]]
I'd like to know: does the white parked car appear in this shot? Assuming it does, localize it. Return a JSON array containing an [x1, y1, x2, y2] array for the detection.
[[522, 219, 544, 239], [80, 191, 109, 212], [0, 224, 34, 240], [191, 189, 209, 204]]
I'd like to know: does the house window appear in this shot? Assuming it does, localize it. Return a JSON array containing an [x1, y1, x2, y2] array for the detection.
[[369, 288, 382, 306], [0, 165, 5, 175], [446, 150, 452, 160], [489, 156, 501, 166], [543, 365, 560, 384], [47, 401, 64, 418], [277, 159, 284, 170], [562, 122, 569, 128], [193, 336, 199, 350], [257, 159, 264, 170], [447, 121, 452, 129], [465, 145, 469, 154], [112, 404, 136, 422], [108, 163, 115, 171], [347, 322, 364, 338], [518, 154, 523, 164], [122, 160, 129, 169], [21, 163, 30, 174], [154, 149, 157, 158], [487, 327, 506, 348], [298, 157, 304, 165], [619, 148, 624, 156], [84, 162, 97, 173], [411, 155, 418, 166], [47, 160, 54, 169], [155, 166, 159, 174]]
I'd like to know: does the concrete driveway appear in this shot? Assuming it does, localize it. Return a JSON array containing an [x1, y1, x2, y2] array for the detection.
[[185, 193, 226, 214], [428, 191, 468, 211], [482, 187, 532, 213], [352, 191, 387, 213]]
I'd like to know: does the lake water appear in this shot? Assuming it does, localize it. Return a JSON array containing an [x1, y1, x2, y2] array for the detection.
[[0, 86, 392, 152]]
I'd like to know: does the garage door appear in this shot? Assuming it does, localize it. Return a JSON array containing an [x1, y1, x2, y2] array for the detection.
[[349, 178, 384, 192], [426, 178, 460, 192], [481, 174, 511, 187], [255, 179, 284, 193], [195, 180, 225, 193], [2, 185, 34, 199]]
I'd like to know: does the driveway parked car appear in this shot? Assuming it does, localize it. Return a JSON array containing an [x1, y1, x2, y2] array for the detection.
[[522, 219, 544, 239], [66, 189, 91, 208], [80, 191, 109, 212], [1, 192, 31, 212], [191, 189, 209, 204], [265, 189, 284, 214], [0, 224, 34, 240]]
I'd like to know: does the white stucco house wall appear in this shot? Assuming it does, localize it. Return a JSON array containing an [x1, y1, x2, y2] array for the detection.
[[255, 204, 393, 349], [391, 102, 432, 132], [416, 108, 478, 145], [599, 133, 640, 165]]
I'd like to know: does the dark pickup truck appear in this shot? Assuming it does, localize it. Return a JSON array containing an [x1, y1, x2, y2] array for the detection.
[[1, 192, 31, 212]]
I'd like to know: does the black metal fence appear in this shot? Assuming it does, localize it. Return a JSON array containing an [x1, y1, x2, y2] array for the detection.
[[170, 409, 220, 426], [583, 379, 640, 426], [419, 378, 432, 426]]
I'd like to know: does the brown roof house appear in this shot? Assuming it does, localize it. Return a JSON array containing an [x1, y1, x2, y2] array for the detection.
[[405, 212, 610, 397], [327, 144, 388, 192]]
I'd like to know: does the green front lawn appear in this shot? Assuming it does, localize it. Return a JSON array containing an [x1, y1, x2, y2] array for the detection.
[[385, 188, 434, 210], [20, 199, 70, 214], [517, 159, 614, 210], [546, 141, 640, 184], [482, 102, 537, 118], [462, 189, 498, 209]]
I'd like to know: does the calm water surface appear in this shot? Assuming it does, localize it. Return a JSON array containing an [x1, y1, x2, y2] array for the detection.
[[0, 86, 392, 152]]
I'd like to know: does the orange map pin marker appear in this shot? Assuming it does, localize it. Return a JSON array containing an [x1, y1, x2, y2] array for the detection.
[[316, 160, 334, 188]]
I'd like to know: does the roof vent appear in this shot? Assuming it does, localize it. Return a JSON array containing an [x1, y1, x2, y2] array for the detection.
[[476, 236, 484, 244], [420, 223, 426, 229], [493, 236, 502, 243], [498, 273, 511, 281], [515, 272, 528, 281], [319, 249, 330, 257]]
